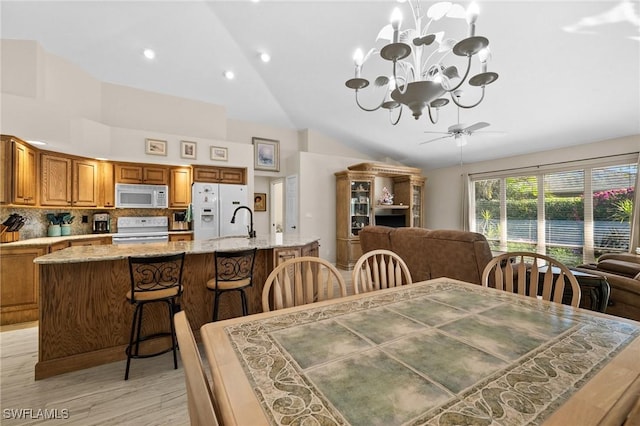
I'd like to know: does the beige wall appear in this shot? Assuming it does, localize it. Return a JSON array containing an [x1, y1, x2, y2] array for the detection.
[[423, 135, 640, 230]]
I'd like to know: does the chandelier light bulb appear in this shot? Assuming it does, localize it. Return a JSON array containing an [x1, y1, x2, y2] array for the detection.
[[353, 48, 364, 77], [390, 8, 403, 43], [223, 70, 235, 80], [466, 2, 480, 36]]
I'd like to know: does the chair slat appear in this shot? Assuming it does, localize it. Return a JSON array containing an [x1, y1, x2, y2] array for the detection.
[[516, 258, 526, 296], [529, 262, 539, 299]]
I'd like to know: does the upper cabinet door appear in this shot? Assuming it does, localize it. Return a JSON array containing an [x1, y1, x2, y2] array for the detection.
[[12, 140, 38, 205], [72, 158, 98, 207], [40, 153, 72, 206], [115, 163, 168, 185], [169, 167, 192, 208]]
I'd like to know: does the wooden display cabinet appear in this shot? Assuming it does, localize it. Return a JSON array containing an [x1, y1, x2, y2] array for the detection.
[[335, 163, 426, 270], [335, 170, 375, 270]]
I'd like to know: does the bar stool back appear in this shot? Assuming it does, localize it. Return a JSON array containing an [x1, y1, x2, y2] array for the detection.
[[125, 252, 185, 380], [207, 248, 257, 321]]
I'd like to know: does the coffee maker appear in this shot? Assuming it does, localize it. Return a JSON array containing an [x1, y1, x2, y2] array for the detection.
[[92, 213, 111, 234]]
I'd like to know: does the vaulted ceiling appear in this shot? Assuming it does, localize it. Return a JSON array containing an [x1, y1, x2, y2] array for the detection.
[[2, 1, 639, 170]]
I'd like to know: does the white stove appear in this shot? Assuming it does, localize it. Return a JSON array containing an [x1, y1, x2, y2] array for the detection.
[[112, 216, 169, 244]]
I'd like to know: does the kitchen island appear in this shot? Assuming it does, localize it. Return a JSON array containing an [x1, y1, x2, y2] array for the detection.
[[33, 235, 319, 379]]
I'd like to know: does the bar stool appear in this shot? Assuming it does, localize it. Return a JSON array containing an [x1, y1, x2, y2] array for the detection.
[[125, 252, 185, 380], [207, 248, 257, 321]]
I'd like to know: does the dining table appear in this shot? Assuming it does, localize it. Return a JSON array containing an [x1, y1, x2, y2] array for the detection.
[[200, 277, 640, 426]]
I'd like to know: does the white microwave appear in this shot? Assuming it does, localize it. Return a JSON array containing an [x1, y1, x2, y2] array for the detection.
[[115, 183, 168, 209]]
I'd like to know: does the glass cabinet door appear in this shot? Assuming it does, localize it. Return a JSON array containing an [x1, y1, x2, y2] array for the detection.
[[350, 180, 371, 236], [412, 184, 422, 227]]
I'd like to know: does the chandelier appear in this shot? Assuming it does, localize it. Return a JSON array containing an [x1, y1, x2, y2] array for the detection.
[[345, 1, 498, 125]]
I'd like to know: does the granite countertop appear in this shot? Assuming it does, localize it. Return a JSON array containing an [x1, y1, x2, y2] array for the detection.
[[33, 234, 319, 264], [1, 230, 193, 248]]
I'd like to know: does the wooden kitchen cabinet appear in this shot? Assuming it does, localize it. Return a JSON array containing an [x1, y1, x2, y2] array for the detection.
[[169, 233, 193, 242], [40, 152, 98, 207], [99, 161, 115, 208], [0, 246, 46, 325], [69, 236, 111, 246], [1, 135, 38, 206], [115, 163, 168, 185], [193, 165, 246, 185], [49, 241, 70, 253], [169, 166, 192, 208]]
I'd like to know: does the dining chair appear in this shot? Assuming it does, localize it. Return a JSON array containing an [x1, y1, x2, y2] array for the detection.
[[352, 249, 412, 294], [125, 252, 185, 380], [262, 256, 347, 312], [482, 251, 581, 307], [206, 248, 257, 321], [174, 311, 220, 426]]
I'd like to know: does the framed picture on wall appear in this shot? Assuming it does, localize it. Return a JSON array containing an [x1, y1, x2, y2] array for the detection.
[[145, 138, 167, 156], [254, 193, 267, 212], [252, 137, 280, 172], [180, 140, 197, 159], [210, 146, 228, 161]]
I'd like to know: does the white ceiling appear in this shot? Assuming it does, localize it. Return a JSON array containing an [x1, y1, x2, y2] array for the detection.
[[1, 1, 639, 170]]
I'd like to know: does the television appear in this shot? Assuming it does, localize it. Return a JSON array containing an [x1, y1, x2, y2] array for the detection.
[[374, 214, 406, 228]]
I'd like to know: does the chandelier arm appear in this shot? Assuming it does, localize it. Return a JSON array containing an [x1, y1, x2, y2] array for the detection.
[[354, 89, 385, 112], [427, 105, 438, 124], [443, 55, 473, 93], [450, 86, 486, 109], [390, 105, 403, 126], [394, 61, 411, 95]]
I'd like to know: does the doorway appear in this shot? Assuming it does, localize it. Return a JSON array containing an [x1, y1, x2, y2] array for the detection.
[[270, 179, 284, 234]]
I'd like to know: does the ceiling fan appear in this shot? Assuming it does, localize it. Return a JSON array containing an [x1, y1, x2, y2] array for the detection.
[[420, 121, 494, 147], [420, 90, 504, 147]]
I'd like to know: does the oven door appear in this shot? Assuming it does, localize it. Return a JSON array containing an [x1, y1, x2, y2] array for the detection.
[[112, 234, 169, 244]]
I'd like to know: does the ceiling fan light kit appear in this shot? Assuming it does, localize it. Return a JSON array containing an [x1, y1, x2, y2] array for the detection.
[[345, 1, 498, 126]]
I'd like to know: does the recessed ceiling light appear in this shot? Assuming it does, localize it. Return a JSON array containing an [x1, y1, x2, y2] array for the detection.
[[251, 0, 260, 3], [223, 70, 235, 80], [143, 48, 156, 60], [27, 140, 47, 146], [259, 52, 271, 63]]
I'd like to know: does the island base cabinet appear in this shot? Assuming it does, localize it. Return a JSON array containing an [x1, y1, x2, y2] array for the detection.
[[35, 242, 319, 380], [1, 247, 45, 325]]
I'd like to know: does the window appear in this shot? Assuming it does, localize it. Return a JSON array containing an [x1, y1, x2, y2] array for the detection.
[[471, 157, 637, 267]]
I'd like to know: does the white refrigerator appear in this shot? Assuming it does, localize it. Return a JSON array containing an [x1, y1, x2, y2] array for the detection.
[[192, 183, 250, 240]]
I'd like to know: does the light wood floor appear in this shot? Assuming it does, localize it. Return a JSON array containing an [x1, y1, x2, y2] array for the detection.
[[0, 267, 355, 425]]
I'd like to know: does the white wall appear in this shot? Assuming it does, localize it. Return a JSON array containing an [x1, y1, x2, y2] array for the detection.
[[298, 151, 374, 261], [424, 135, 640, 230]]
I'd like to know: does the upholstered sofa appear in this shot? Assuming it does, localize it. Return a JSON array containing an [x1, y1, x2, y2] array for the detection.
[[575, 253, 640, 322], [359, 226, 494, 285]]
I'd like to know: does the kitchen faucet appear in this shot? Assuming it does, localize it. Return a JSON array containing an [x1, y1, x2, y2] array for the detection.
[[230, 205, 256, 238]]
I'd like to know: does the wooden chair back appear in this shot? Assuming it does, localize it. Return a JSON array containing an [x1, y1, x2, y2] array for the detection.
[[482, 251, 581, 307], [262, 257, 347, 312], [352, 249, 412, 294], [174, 311, 219, 426]]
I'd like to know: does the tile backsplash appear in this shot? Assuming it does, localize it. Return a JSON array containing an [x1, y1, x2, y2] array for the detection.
[[0, 207, 174, 240]]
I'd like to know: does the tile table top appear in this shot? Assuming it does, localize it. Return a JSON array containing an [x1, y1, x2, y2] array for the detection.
[[207, 279, 640, 426]]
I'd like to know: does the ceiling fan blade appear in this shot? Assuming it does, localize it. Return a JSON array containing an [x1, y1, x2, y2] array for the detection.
[[423, 131, 450, 135], [464, 121, 491, 133], [419, 135, 452, 145]]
